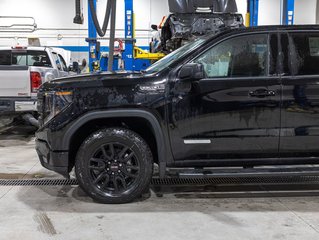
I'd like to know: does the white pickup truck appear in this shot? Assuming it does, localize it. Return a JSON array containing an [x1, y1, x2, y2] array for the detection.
[[0, 46, 71, 127]]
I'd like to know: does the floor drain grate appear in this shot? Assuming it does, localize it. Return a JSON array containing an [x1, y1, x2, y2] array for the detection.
[[0, 176, 318, 187], [0, 178, 78, 186]]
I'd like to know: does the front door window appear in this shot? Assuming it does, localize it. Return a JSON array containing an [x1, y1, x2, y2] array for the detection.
[[194, 34, 268, 78]]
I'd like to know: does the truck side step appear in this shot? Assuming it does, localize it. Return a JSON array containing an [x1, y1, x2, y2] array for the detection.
[[169, 166, 319, 178]]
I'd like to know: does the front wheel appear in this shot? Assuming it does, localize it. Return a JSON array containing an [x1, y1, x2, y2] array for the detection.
[[75, 128, 153, 204]]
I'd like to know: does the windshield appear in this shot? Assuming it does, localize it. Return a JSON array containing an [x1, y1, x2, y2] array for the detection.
[[144, 38, 206, 74]]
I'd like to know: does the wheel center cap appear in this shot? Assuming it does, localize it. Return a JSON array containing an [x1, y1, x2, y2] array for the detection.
[[110, 163, 119, 172]]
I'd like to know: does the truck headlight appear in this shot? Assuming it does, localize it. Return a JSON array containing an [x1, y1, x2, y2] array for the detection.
[[44, 91, 73, 124]]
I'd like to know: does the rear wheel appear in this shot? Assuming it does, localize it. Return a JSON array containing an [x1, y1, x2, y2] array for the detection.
[[75, 128, 153, 204]]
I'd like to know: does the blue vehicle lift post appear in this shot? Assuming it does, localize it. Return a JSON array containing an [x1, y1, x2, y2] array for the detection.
[[123, 0, 134, 71], [87, 0, 151, 72], [88, 0, 98, 72], [87, 0, 136, 72], [248, 0, 259, 26], [122, 0, 150, 71], [282, 0, 295, 25]]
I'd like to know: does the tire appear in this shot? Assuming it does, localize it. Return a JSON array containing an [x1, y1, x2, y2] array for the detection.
[[75, 128, 153, 204]]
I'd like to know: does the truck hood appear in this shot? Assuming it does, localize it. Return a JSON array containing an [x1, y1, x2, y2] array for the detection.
[[40, 71, 161, 90]]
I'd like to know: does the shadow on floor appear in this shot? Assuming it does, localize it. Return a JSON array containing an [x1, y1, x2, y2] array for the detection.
[[12, 181, 319, 214], [0, 124, 36, 139]]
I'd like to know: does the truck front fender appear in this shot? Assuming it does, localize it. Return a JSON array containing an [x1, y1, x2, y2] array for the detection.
[[63, 109, 169, 169]]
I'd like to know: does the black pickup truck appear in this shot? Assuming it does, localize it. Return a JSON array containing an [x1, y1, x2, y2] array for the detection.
[[36, 25, 319, 203]]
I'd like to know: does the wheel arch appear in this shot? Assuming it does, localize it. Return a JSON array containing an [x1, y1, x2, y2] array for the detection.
[[64, 109, 168, 174]]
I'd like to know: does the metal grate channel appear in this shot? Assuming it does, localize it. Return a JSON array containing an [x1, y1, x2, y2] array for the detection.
[[0, 176, 318, 187], [0, 178, 78, 186]]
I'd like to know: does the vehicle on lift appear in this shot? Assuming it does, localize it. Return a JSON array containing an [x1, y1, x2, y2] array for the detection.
[[36, 25, 319, 203], [151, 0, 244, 53], [0, 46, 71, 127]]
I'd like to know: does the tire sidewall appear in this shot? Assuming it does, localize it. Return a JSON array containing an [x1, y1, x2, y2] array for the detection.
[[75, 128, 153, 204]]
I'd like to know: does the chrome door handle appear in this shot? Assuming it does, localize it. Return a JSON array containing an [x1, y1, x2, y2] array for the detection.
[[249, 89, 276, 98]]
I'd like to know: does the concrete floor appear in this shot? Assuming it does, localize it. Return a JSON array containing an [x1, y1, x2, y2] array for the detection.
[[1, 125, 319, 239]]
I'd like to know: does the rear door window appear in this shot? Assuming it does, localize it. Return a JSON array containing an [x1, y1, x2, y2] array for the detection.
[[289, 32, 319, 75]]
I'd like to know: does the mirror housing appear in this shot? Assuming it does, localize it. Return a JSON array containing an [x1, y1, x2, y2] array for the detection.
[[178, 63, 204, 81], [70, 61, 80, 73], [151, 24, 158, 31]]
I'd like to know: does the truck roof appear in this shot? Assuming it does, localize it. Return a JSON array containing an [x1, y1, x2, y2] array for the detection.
[[0, 46, 52, 51], [223, 24, 319, 34], [205, 24, 319, 42]]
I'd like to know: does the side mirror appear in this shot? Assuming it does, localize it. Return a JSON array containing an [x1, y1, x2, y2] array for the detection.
[[72, 61, 80, 73], [151, 24, 158, 31], [178, 63, 204, 81]]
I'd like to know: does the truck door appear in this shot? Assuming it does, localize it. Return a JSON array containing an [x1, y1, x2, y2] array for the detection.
[[280, 32, 319, 158], [168, 33, 281, 161]]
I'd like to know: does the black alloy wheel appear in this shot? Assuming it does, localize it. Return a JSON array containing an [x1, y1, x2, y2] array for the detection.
[[75, 128, 153, 204], [89, 142, 140, 195]]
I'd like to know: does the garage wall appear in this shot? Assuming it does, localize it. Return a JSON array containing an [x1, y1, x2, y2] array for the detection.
[[295, 0, 317, 24], [0, 0, 170, 61], [0, 0, 169, 43], [257, 0, 317, 26], [258, 0, 282, 25], [0, 0, 247, 47], [237, 0, 248, 24]]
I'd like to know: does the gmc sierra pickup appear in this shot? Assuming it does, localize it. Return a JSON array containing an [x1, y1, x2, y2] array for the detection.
[[36, 25, 319, 203]]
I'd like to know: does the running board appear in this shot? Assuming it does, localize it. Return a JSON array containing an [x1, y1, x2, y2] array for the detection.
[[170, 166, 319, 178]]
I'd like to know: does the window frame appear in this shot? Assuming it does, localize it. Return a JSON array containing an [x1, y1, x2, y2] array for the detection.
[[57, 54, 68, 72], [52, 52, 62, 71]]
